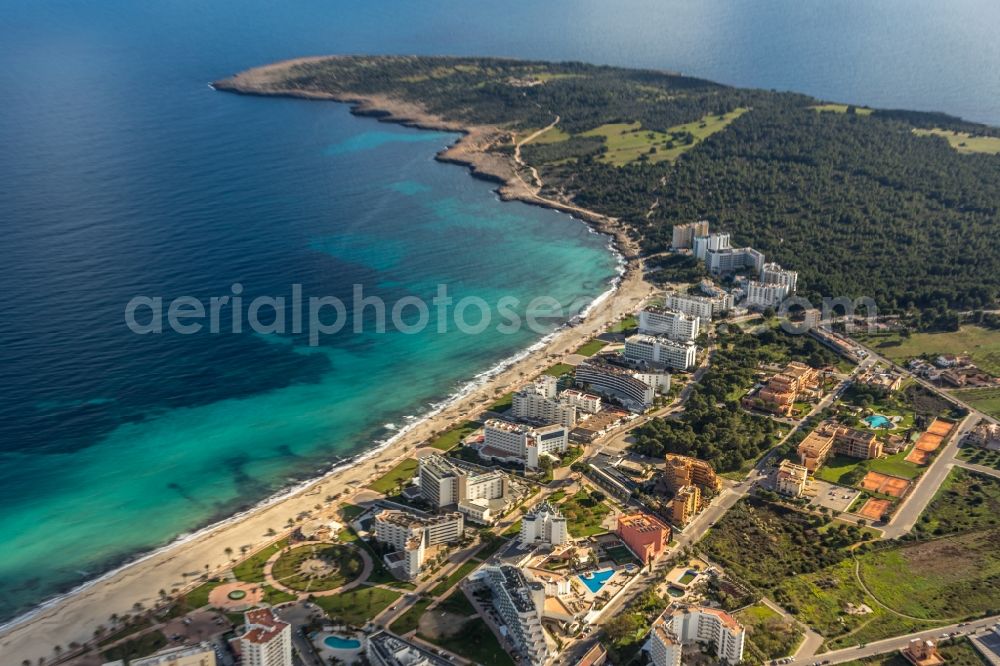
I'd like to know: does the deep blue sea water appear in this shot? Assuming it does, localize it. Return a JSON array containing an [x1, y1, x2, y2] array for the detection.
[[2, 0, 998, 622]]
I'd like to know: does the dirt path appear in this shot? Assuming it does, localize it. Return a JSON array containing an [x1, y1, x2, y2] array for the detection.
[[513, 115, 560, 189]]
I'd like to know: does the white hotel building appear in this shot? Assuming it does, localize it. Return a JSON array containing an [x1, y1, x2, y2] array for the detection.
[[575, 359, 665, 412], [486, 565, 550, 665], [624, 334, 697, 370], [649, 605, 746, 666], [417, 454, 509, 524], [637, 306, 700, 342], [373, 508, 464, 579], [519, 501, 569, 547], [664, 291, 733, 324], [744, 280, 790, 308], [482, 419, 568, 469], [760, 262, 798, 292]]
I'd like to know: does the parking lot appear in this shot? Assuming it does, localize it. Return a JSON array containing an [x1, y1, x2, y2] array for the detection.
[[808, 479, 859, 513]]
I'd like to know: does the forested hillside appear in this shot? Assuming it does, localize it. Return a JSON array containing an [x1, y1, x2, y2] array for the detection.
[[260, 56, 1000, 312]]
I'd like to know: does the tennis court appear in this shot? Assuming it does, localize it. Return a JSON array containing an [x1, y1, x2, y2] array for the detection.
[[858, 498, 893, 521], [860, 471, 911, 498]]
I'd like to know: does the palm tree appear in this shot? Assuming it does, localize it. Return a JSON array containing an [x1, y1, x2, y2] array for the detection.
[[224, 546, 234, 560], [53, 646, 62, 659]]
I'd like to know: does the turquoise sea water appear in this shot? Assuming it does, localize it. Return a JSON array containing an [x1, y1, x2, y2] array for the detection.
[[1, 0, 998, 624]]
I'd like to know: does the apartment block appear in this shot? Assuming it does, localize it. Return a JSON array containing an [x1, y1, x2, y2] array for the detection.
[[663, 454, 722, 493], [744, 280, 790, 308], [774, 460, 809, 497], [511, 385, 577, 427], [131, 645, 216, 666], [520, 501, 570, 547], [241, 609, 292, 666], [760, 262, 798, 293], [670, 485, 701, 526], [623, 334, 696, 370], [671, 220, 710, 249], [560, 389, 602, 414], [649, 605, 746, 666], [486, 565, 550, 665], [576, 358, 659, 412], [741, 361, 820, 416], [637, 306, 700, 342], [797, 421, 883, 471], [373, 508, 464, 580], [366, 631, 451, 666], [616, 512, 671, 564], [664, 291, 733, 324]]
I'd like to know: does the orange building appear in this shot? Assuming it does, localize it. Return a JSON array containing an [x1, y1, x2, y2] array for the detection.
[[742, 361, 820, 416], [616, 512, 671, 564], [670, 485, 701, 526], [797, 421, 882, 471], [664, 454, 722, 493]]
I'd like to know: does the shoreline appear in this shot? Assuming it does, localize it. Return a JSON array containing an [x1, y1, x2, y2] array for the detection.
[[0, 58, 650, 664]]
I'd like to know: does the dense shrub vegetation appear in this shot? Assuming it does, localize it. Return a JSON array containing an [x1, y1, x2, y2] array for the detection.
[[271, 56, 1000, 313]]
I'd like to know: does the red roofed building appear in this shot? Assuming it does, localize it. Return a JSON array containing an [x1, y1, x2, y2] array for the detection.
[[241, 608, 292, 666], [616, 512, 671, 564]]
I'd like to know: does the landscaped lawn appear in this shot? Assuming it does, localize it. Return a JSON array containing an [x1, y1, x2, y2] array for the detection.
[[735, 603, 805, 660], [609, 315, 637, 333], [389, 597, 432, 635], [419, 617, 515, 666], [270, 543, 365, 592], [574, 339, 607, 356], [232, 538, 288, 583], [542, 362, 575, 377], [558, 489, 612, 537], [367, 457, 419, 494], [181, 580, 223, 609], [863, 326, 1000, 376], [336, 526, 417, 589], [261, 584, 297, 605], [314, 585, 401, 626], [814, 451, 922, 487], [428, 421, 480, 451], [488, 391, 514, 413]]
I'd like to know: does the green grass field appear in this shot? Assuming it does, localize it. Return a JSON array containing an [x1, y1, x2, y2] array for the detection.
[[428, 560, 480, 596], [913, 128, 1000, 154], [559, 489, 612, 536], [428, 421, 480, 451], [367, 457, 419, 494], [577, 108, 748, 165], [543, 362, 575, 377], [488, 391, 514, 412], [389, 597, 433, 635], [521, 124, 571, 144], [811, 103, 874, 116], [419, 617, 515, 666], [438, 589, 477, 616], [574, 338, 608, 356], [232, 539, 288, 583], [610, 315, 638, 333], [270, 543, 364, 592], [735, 603, 805, 660], [314, 585, 401, 626], [863, 326, 1000, 376], [858, 530, 1000, 621], [953, 387, 1000, 420], [813, 451, 922, 486], [912, 467, 1000, 537]]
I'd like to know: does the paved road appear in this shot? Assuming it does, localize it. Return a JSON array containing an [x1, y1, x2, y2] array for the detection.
[[880, 412, 974, 538], [758, 597, 825, 659], [955, 459, 1000, 480], [784, 615, 1000, 666]]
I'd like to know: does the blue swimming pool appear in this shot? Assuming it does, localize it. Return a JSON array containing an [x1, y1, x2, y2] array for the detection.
[[865, 414, 892, 429], [578, 569, 616, 594], [324, 635, 362, 650]]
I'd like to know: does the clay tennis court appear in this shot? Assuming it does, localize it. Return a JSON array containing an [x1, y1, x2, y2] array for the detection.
[[905, 418, 955, 464], [858, 498, 892, 521], [860, 471, 911, 498]]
